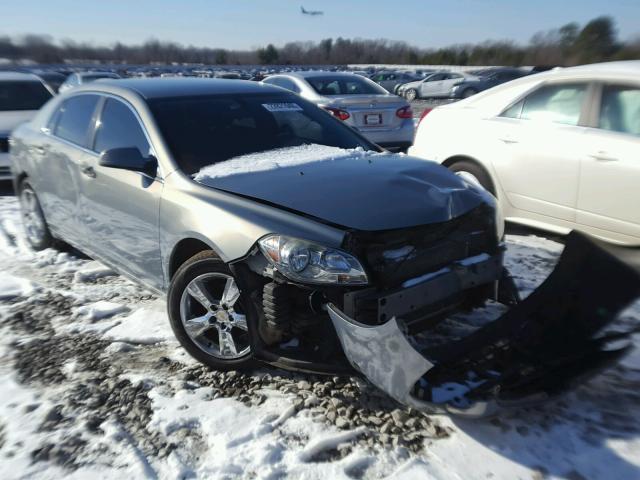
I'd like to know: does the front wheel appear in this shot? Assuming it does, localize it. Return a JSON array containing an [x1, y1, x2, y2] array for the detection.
[[168, 251, 255, 370], [18, 180, 54, 251], [404, 88, 418, 101]]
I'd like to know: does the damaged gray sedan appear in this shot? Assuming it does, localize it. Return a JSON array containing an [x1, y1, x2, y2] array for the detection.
[[11, 79, 640, 416]]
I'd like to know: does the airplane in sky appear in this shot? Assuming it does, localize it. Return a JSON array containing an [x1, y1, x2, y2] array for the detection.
[[301, 6, 324, 16]]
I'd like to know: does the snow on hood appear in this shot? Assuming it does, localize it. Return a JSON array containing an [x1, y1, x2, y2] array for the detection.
[[193, 143, 492, 230], [194, 144, 377, 181]]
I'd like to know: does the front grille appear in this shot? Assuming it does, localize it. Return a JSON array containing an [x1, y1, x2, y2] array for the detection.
[[344, 204, 498, 289], [0, 137, 8, 153]]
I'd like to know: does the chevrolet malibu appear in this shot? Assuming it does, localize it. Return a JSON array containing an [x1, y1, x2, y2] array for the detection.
[[11, 79, 637, 416]]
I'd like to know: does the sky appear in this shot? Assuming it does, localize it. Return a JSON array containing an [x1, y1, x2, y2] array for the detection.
[[3, 0, 640, 50]]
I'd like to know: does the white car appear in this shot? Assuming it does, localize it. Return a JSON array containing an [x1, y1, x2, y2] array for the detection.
[[409, 61, 640, 246], [0, 72, 54, 181]]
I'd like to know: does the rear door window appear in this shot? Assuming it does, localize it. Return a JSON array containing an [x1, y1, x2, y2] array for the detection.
[[93, 98, 150, 156], [598, 84, 640, 136], [54, 94, 100, 147]]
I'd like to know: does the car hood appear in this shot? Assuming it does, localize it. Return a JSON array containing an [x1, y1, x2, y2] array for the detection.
[[194, 145, 491, 231], [0, 110, 37, 136]]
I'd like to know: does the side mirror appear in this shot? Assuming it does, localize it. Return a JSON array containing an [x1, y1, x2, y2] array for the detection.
[[99, 148, 157, 177]]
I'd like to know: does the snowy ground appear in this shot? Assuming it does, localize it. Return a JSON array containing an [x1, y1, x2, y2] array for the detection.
[[0, 191, 639, 480]]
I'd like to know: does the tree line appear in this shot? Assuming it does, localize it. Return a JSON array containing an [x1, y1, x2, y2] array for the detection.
[[1, 16, 637, 66]]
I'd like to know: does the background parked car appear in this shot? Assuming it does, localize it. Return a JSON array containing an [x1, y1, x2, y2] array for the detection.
[[263, 72, 414, 151], [0, 72, 54, 181], [409, 60, 640, 245], [33, 71, 67, 93], [369, 71, 423, 94], [449, 67, 531, 98], [397, 71, 476, 100], [59, 71, 121, 92]]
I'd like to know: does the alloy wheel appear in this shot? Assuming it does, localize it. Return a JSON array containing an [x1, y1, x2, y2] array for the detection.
[[179, 272, 250, 359]]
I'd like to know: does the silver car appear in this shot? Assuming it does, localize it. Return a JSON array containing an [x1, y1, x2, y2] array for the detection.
[[11, 78, 637, 416], [58, 71, 121, 93], [398, 71, 477, 101], [263, 72, 415, 151]]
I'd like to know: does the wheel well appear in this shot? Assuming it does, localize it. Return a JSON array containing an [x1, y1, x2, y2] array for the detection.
[[15, 172, 28, 191], [442, 155, 497, 197], [169, 238, 218, 279]]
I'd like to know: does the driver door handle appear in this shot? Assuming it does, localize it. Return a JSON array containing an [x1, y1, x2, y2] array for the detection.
[[499, 137, 519, 144], [81, 166, 96, 178]]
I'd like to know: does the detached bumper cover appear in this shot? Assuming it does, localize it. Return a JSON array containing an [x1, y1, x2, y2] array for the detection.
[[329, 231, 640, 417]]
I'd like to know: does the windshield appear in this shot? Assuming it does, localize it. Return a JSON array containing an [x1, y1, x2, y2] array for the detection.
[[306, 76, 387, 95], [149, 93, 375, 175], [0, 81, 52, 111]]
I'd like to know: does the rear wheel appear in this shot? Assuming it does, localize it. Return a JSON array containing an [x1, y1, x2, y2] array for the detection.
[[404, 88, 418, 101], [461, 88, 478, 98], [448, 160, 495, 196], [18, 180, 54, 250], [168, 251, 255, 370]]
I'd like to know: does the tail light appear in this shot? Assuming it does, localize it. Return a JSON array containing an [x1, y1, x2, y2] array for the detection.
[[395, 106, 413, 119], [324, 107, 350, 121], [418, 107, 434, 125]]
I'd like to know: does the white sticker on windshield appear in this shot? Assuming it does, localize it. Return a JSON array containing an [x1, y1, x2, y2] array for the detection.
[[262, 102, 303, 112]]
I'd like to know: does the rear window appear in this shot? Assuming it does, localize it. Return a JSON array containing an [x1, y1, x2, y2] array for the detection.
[[149, 93, 374, 175], [0, 81, 52, 111], [306, 76, 386, 96]]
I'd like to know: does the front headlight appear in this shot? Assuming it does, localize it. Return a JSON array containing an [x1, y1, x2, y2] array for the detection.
[[259, 234, 368, 285]]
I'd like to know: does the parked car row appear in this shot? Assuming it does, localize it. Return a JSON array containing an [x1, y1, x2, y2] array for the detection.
[[2, 61, 638, 245], [396, 67, 530, 100]]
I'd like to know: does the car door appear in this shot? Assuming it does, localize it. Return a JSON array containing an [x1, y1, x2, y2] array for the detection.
[[78, 96, 164, 289], [35, 94, 101, 244], [439, 73, 463, 96], [577, 82, 640, 242], [419, 73, 445, 98], [488, 81, 591, 222]]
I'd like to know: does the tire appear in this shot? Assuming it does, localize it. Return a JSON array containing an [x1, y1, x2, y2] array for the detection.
[[18, 179, 54, 251], [404, 88, 418, 101], [168, 251, 255, 371], [448, 160, 495, 196], [461, 88, 478, 98]]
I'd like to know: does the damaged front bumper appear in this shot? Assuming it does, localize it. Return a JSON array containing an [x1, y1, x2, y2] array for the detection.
[[328, 231, 640, 417]]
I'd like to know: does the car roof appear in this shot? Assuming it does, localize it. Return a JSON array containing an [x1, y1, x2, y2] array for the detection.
[[563, 60, 640, 75], [0, 71, 44, 82], [72, 77, 284, 99], [77, 71, 119, 78]]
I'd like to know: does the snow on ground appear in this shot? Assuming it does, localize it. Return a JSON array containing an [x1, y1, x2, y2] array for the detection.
[[0, 194, 639, 480]]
